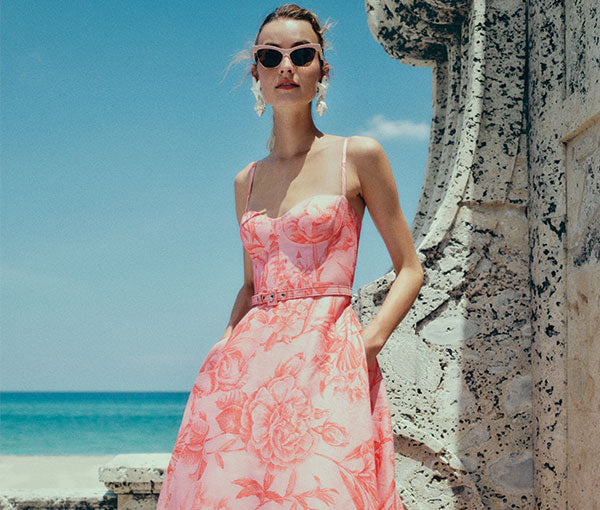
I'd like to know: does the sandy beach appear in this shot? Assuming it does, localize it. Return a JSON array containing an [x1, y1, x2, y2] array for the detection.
[[0, 455, 115, 490]]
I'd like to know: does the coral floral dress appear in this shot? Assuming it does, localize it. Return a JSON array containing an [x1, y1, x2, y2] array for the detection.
[[157, 137, 405, 509]]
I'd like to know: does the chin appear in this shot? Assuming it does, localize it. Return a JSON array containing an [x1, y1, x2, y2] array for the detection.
[[268, 95, 314, 107]]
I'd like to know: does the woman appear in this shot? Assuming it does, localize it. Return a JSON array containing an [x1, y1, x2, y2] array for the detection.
[[157, 4, 423, 509]]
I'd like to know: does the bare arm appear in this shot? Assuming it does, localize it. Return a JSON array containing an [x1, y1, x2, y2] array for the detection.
[[349, 136, 424, 366], [219, 163, 256, 340]]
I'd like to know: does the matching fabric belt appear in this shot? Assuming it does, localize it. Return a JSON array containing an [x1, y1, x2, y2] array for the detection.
[[251, 284, 353, 306]]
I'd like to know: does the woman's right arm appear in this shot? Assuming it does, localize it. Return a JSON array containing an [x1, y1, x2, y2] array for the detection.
[[219, 163, 256, 340]]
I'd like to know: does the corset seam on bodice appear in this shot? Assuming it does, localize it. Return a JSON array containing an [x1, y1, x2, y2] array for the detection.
[[239, 137, 361, 297]]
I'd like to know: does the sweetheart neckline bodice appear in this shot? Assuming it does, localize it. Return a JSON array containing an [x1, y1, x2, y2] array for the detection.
[[241, 193, 360, 225], [239, 188, 362, 303]]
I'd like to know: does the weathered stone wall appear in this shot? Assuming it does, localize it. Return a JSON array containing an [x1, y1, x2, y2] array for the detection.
[[361, 0, 599, 508], [528, 0, 600, 507]]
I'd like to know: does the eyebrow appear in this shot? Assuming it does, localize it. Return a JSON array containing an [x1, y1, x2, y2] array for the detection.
[[261, 40, 313, 47]]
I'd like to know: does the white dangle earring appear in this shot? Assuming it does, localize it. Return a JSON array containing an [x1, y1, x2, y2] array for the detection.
[[315, 75, 329, 116], [251, 76, 266, 117]]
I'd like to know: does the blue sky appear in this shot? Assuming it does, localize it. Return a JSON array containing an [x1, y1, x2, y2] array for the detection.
[[1, 1, 432, 391]]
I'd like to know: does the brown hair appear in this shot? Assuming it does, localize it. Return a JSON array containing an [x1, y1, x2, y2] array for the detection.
[[255, 4, 328, 49], [224, 4, 335, 152]]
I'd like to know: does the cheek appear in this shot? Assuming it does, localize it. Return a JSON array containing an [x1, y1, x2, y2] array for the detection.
[[300, 65, 323, 90]]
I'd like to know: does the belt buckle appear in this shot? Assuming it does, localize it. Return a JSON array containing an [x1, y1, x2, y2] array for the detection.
[[262, 291, 287, 304]]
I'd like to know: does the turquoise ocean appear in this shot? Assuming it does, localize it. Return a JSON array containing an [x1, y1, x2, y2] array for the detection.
[[0, 392, 189, 455]]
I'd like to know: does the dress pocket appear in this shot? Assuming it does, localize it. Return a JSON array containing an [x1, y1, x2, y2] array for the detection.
[[347, 306, 369, 374]]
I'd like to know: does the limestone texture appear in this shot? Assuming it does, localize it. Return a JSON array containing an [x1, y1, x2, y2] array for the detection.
[[363, 0, 599, 508]]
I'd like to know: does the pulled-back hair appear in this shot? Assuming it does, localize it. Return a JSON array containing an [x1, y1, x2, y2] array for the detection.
[[255, 4, 328, 50], [225, 4, 335, 152]]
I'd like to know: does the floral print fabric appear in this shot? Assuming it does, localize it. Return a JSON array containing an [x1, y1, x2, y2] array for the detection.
[[157, 141, 405, 509]]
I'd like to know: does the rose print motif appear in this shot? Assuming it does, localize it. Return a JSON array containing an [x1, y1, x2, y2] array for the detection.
[[316, 419, 349, 447], [169, 409, 210, 481], [280, 195, 344, 244], [239, 354, 319, 469], [215, 389, 247, 435], [242, 374, 316, 466], [195, 344, 251, 395]]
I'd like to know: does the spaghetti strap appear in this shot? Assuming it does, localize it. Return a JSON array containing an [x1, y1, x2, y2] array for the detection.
[[341, 137, 348, 196], [244, 161, 258, 213]]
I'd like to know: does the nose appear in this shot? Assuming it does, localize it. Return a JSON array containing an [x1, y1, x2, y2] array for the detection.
[[279, 53, 294, 72]]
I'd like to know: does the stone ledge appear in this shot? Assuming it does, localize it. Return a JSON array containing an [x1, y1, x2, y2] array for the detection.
[[98, 454, 170, 495], [0, 489, 116, 509]]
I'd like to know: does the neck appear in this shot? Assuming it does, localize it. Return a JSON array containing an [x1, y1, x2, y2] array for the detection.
[[270, 103, 323, 160]]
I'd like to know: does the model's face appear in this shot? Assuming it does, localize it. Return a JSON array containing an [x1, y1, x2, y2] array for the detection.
[[252, 19, 327, 111]]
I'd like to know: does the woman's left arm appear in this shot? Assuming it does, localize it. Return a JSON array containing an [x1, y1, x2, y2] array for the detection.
[[349, 136, 425, 367]]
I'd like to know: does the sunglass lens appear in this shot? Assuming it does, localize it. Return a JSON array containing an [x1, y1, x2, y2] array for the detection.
[[256, 49, 282, 68], [291, 48, 316, 66]]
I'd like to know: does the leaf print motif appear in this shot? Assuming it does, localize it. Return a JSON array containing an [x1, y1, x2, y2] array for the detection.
[[285, 469, 297, 496], [252, 300, 312, 351], [233, 471, 339, 508], [157, 146, 405, 509], [312, 305, 370, 403], [186, 483, 234, 510]]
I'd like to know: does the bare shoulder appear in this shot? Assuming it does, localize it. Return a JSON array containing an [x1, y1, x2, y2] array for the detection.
[[346, 135, 383, 156], [234, 161, 257, 189], [345, 135, 389, 179]]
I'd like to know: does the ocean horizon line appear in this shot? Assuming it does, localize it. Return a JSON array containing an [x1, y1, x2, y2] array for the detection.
[[1, 390, 189, 393]]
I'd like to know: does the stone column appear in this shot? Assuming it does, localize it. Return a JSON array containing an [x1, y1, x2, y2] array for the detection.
[[364, 0, 599, 508], [364, 1, 532, 508]]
